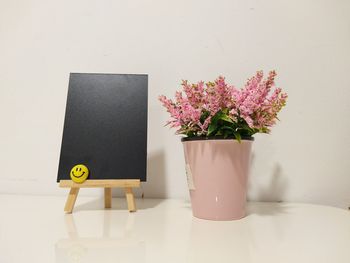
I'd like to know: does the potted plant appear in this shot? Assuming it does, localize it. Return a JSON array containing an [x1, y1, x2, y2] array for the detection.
[[159, 71, 287, 220]]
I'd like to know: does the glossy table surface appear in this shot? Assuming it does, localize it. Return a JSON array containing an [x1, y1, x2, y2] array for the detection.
[[0, 195, 349, 263]]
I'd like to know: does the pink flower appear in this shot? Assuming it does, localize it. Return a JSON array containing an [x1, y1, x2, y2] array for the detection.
[[159, 71, 287, 137]]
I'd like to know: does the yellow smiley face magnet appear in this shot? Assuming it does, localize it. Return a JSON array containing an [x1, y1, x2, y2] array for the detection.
[[70, 164, 89, 183]]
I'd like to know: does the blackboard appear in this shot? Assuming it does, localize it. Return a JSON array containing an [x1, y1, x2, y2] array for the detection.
[[57, 73, 148, 182]]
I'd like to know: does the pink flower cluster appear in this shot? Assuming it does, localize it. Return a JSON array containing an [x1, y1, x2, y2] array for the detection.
[[159, 71, 287, 137]]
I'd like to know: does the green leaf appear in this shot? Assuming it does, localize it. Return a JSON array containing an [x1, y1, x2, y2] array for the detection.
[[207, 123, 217, 136], [220, 125, 234, 131], [207, 110, 236, 136], [210, 112, 220, 123], [222, 108, 229, 114], [223, 130, 230, 138], [186, 131, 195, 137], [259, 127, 269, 133], [219, 114, 233, 123], [200, 110, 210, 124], [214, 110, 234, 124], [215, 130, 223, 136], [233, 132, 242, 143]]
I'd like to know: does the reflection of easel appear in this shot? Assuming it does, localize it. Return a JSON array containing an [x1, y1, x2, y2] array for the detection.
[[55, 210, 145, 263], [59, 179, 140, 213]]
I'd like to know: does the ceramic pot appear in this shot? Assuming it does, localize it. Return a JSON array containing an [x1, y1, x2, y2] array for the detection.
[[182, 136, 253, 220]]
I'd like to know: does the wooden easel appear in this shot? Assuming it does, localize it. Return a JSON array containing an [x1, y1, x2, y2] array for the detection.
[[59, 179, 140, 213]]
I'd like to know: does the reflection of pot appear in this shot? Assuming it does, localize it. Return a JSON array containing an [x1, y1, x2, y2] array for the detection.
[[182, 137, 253, 220], [187, 217, 252, 262]]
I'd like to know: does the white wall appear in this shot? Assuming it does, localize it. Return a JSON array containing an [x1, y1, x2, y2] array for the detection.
[[1, 0, 349, 208]]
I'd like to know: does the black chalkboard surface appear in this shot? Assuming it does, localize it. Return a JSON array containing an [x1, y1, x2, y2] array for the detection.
[[57, 73, 148, 182]]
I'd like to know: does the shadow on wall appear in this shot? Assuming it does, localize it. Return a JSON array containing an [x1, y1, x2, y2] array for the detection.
[[110, 150, 167, 198], [140, 150, 167, 198], [257, 163, 288, 202], [249, 152, 288, 203]]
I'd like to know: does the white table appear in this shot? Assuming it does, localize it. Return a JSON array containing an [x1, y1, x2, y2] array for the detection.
[[0, 195, 349, 263]]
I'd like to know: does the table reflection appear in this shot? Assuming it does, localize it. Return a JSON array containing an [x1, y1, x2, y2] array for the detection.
[[53, 200, 293, 263], [55, 211, 145, 263]]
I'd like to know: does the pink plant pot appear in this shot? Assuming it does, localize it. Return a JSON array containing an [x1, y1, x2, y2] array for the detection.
[[182, 137, 253, 221]]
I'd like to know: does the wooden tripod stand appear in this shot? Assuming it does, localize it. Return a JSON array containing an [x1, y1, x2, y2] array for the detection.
[[59, 179, 140, 213]]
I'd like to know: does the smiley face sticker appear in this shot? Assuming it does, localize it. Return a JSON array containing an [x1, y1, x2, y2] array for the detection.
[[70, 164, 89, 183]]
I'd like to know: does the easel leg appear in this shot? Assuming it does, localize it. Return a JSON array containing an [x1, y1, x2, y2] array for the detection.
[[64, 188, 80, 214], [104, 187, 112, 208], [125, 187, 136, 212]]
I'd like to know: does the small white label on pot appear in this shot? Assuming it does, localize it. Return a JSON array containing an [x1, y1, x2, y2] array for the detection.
[[185, 164, 195, 190]]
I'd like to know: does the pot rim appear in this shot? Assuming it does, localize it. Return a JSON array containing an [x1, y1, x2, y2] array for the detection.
[[181, 135, 254, 142]]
